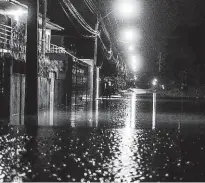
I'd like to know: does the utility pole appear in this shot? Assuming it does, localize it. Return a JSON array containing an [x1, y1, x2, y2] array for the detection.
[[158, 51, 162, 73], [93, 20, 100, 102], [41, 0, 47, 58], [94, 21, 99, 66], [25, 0, 39, 124]]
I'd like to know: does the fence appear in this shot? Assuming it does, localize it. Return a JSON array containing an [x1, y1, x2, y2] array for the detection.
[[50, 44, 68, 54]]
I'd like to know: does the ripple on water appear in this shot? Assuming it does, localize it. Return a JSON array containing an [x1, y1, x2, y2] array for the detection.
[[0, 125, 205, 181]]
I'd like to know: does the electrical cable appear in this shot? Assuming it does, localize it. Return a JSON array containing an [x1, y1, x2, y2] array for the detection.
[[62, 0, 99, 36], [60, 0, 124, 64], [59, 0, 97, 38]]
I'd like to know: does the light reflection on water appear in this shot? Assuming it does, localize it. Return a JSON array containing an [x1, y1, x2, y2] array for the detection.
[[152, 93, 156, 130], [70, 106, 76, 128], [95, 100, 99, 127], [102, 94, 141, 182], [131, 93, 136, 128], [116, 128, 141, 182]]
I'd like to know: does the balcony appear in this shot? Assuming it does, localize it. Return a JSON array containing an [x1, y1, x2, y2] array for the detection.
[[0, 22, 72, 62], [0, 22, 26, 61], [45, 44, 71, 62]]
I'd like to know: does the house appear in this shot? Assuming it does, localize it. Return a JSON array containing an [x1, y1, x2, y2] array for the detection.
[[0, 0, 66, 59], [0, 0, 94, 125]]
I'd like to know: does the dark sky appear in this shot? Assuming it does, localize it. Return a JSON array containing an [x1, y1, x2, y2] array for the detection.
[[141, 0, 205, 48]]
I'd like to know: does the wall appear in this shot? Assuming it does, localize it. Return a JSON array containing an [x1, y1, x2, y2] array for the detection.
[[51, 35, 64, 47], [10, 75, 51, 125], [54, 79, 65, 108], [0, 56, 11, 119], [39, 28, 51, 52], [38, 77, 50, 110], [10, 74, 25, 125]]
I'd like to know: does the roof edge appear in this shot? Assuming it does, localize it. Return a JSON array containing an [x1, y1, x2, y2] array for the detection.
[[9, 0, 27, 9]]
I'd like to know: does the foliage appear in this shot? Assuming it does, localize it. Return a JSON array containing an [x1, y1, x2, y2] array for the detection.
[[11, 20, 26, 54], [38, 55, 66, 78]]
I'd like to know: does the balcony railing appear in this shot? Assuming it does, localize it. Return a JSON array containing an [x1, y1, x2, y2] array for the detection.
[[49, 44, 68, 54], [0, 23, 12, 51], [39, 43, 69, 55]]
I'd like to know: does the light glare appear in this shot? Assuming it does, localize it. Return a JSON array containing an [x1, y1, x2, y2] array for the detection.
[[5, 9, 27, 22], [128, 45, 135, 51], [115, 0, 141, 19], [130, 54, 141, 72], [6, 9, 27, 16], [152, 78, 158, 86], [120, 28, 141, 43]]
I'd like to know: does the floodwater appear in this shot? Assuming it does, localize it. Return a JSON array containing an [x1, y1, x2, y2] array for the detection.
[[1, 92, 205, 182]]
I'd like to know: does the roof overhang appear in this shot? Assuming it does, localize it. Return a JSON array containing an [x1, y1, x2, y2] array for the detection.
[[79, 59, 94, 66], [0, 0, 26, 10], [38, 15, 64, 31]]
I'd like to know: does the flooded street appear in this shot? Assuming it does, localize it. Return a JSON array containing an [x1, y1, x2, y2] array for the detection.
[[1, 92, 205, 182], [1, 0, 205, 182]]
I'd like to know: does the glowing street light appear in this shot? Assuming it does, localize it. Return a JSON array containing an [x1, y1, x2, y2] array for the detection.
[[115, 0, 141, 19], [128, 45, 135, 52], [130, 54, 142, 72], [152, 78, 158, 86], [120, 28, 141, 43]]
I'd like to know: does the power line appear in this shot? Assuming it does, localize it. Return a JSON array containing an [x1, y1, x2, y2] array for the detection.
[[62, 0, 100, 36]]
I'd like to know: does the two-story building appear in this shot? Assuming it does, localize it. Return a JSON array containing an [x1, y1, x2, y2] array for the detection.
[[0, 0, 94, 125]]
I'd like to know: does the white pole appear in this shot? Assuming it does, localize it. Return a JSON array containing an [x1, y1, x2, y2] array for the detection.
[[152, 93, 156, 130]]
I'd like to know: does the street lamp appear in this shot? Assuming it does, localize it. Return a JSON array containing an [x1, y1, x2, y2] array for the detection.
[[114, 0, 141, 19], [120, 28, 141, 43], [152, 78, 158, 86], [128, 45, 135, 52]]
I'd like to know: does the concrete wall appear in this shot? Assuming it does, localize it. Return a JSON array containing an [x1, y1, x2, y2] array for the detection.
[[0, 57, 11, 119], [54, 79, 65, 108], [10, 75, 52, 125], [10, 74, 25, 125], [38, 77, 50, 110]]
